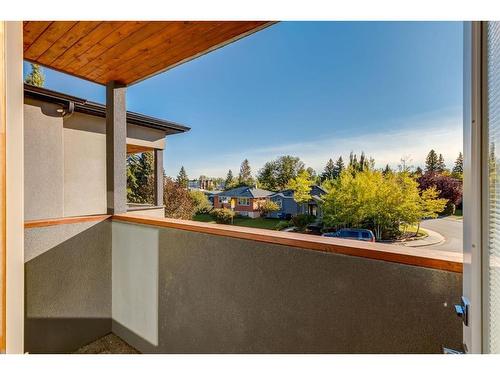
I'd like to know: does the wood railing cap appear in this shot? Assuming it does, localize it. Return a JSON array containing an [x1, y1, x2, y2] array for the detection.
[[112, 213, 463, 273]]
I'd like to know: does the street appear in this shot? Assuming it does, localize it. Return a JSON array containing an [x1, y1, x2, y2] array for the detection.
[[419, 217, 463, 253]]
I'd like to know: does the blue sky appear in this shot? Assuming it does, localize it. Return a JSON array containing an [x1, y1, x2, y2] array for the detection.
[[25, 21, 463, 179]]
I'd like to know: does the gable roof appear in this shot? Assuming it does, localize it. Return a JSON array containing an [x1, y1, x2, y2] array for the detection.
[[216, 186, 275, 198], [270, 185, 328, 199]]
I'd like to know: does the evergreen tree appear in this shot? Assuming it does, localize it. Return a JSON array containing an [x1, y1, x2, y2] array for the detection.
[[452, 152, 464, 177], [333, 156, 345, 178], [425, 149, 439, 173], [176, 166, 189, 188], [437, 154, 446, 173], [238, 159, 254, 186], [24, 63, 45, 87], [383, 164, 392, 175], [321, 158, 336, 181], [414, 166, 424, 177], [224, 169, 235, 189], [127, 152, 154, 204]]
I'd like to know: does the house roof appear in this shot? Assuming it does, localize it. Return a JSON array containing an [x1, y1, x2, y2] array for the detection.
[[23, 21, 273, 86], [270, 185, 328, 199], [24, 84, 190, 135], [216, 186, 275, 199]]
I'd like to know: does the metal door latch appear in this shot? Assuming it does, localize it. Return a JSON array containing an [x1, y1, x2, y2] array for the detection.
[[454, 296, 470, 327]]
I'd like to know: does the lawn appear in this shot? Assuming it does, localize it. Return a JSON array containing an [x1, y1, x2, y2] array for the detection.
[[192, 213, 283, 230]]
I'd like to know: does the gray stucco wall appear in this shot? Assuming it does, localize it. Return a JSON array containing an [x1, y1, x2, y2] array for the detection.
[[111, 222, 463, 354], [24, 220, 112, 353], [24, 101, 167, 219], [63, 113, 107, 216], [24, 101, 64, 220]]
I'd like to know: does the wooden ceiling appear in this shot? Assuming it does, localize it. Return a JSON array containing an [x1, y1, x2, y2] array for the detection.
[[23, 21, 272, 85]]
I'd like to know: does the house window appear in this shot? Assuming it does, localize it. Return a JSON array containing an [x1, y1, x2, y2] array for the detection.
[[219, 196, 228, 204], [237, 197, 250, 206]]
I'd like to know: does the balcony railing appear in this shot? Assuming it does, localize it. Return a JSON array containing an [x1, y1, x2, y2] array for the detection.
[[23, 213, 463, 353]]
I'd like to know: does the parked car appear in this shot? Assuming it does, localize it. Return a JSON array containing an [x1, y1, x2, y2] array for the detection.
[[322, 228, 376, 242]]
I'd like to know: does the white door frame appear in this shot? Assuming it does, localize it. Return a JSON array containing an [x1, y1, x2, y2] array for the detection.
[[462, 21, 483, 354]]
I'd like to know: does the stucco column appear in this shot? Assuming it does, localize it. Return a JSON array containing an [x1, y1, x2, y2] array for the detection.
[[154, 149, 164, 207], [106, 81, 127, 214]]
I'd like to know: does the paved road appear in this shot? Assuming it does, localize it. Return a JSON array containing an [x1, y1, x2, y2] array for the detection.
[[419, 217, 463, 253]]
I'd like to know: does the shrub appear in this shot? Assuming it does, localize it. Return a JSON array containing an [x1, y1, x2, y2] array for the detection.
[[211, 208, 235, 224], [291, 214, 315, 230], [189, 190, 212, 214], [276, 220, 293, 231], [259, 200, 280, 216], [163, 177, 195, 219]]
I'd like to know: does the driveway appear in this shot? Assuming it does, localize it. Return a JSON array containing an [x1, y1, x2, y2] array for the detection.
[[417, 217, 463, 253]]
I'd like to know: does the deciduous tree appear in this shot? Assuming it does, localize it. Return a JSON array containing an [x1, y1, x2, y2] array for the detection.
[[163, 177, 195, 219], [287, 169, 314, 213]]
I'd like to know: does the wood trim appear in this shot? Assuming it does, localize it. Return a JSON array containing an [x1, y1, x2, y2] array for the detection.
[[113, 214, 464, 273], [0, 20, 6, 354], [24, 215, 111, 229]]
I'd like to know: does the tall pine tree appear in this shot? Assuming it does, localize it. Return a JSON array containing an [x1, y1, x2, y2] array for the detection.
[[437, 154, 446, 173], [321, 158, 336, 181], [176, 166, 189, 188], [452, 152, 463, 177], [24, 63, 45, 87], [224, 169, 235, 189], [334, 156, 345, 178], [238, 159, 254, 187], [425, 149, 439, 173]]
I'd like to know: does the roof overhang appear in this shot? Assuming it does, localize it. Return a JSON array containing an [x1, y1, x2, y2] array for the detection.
[[23, 21, 274, 85], [24, 83, 190, 135]]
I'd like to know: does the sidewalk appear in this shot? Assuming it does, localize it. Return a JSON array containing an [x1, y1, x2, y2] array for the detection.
[[399, 228, 445, 248]]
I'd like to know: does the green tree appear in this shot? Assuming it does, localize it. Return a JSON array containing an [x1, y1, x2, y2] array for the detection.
[[437, 153, 446, 173], [258, 200, 280, 217], [415, 186, 448, 234], [452, 152, 464, 178], [189, 190, 212, 214], [224, 169, 235, 189], [176, 166, 189, 188], [238, 159, 254, 187], [287, 169, 314, 213], [334, 156, 345, 178], [322, 168, 446, 240], [163, 177, 195, 219], [257, 155, 305, 191], [425, 149, 439, 173], [127, 152, 154, 204], [24, 63, 45, 87], [321, 158, 336, 181], [383, 164, 392, 175]]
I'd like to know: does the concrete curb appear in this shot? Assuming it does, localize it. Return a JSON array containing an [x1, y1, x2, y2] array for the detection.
[[401, 228, 445, 248]]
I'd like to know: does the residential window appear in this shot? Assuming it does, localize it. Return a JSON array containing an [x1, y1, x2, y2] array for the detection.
[[219, 196, 228, 204], [237, 197, 250, 206]]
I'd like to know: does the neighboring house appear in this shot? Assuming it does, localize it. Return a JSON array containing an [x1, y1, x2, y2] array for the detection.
[[268, 185, 328, 219], [213, 186, 275, 218], [188, 176, 223, 191]]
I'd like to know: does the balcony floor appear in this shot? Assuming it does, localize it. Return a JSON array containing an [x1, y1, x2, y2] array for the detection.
[[74, 334, 139, 354]]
